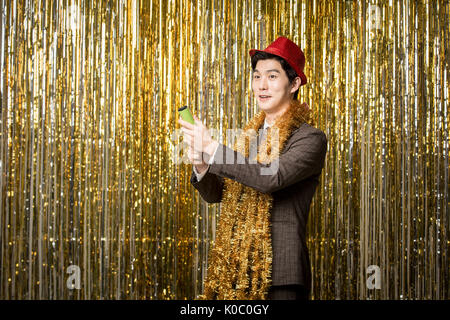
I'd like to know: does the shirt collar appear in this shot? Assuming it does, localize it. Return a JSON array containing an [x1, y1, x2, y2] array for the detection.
[[263, 119, 271, 130]]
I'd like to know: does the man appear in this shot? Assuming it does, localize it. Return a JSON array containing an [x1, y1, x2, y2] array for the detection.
[[178, 37, 327, 300]]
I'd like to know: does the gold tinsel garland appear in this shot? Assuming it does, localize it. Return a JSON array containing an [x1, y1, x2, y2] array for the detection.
[[201, 100, 313, 299]]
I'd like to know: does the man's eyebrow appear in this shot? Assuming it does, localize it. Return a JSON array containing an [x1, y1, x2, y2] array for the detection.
[[253, 69, 281, 73]]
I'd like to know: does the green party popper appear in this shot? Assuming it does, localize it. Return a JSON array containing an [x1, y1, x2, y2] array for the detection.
[[178, 105, 195, 125]]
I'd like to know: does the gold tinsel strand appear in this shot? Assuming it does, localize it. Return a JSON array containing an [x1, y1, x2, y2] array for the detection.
[[0, 0, 448, 300]]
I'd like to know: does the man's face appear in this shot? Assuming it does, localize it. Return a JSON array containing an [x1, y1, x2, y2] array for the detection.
[[251, 59, 296, 114]]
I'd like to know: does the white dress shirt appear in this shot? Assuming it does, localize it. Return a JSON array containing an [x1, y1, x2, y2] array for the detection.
[[194, 119, 271, 181]]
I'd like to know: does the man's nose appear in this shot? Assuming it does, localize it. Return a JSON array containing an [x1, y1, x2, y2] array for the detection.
[[259, 76, 268, 90]]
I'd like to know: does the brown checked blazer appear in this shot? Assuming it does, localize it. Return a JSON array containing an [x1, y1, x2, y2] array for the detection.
[[190, 122, 328, 293]]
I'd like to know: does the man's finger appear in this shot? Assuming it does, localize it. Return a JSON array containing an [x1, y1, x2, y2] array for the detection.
[[185, 136, 201, 149], [193, 115, 204, 127], [181, 127, 194, 137], [178, 117, 195, 130], [183, 135, 193, 146]]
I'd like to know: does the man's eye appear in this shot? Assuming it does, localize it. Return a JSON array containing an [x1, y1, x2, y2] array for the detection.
[[269, 74, 277, 79], [253, 75, 260, 79]]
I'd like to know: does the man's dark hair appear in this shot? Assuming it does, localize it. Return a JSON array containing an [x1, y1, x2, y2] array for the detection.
[[251, 51, 299, 100]]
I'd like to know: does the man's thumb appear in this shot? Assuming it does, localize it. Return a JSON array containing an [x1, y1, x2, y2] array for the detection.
[[193, 115, 202, 125]]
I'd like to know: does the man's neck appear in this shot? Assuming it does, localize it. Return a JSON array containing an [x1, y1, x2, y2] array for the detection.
[[264, 103, 290, 126]]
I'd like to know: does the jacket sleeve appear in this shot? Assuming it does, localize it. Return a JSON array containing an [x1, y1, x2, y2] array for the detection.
[[207, 129, 327, 194], [190, 169, 225, 203]]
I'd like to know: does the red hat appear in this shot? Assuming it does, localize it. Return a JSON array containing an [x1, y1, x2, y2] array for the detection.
[[249, 37, 307, 86]]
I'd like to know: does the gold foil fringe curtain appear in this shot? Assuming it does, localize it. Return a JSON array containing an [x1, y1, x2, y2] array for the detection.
[[0, 0, 448, 299]]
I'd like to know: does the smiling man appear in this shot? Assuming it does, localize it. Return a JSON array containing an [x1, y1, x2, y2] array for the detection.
[[178, 37, 328, 300]]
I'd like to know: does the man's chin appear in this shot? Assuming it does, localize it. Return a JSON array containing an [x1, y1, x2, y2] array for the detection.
[[258, 105, 275, 114], [256, 102, 272, 111]]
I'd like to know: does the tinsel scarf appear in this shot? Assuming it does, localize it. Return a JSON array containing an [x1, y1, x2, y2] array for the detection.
[[201, 100, 312, 300]]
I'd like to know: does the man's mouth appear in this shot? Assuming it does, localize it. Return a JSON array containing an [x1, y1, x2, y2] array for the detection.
[[259, 95, 271, 101]]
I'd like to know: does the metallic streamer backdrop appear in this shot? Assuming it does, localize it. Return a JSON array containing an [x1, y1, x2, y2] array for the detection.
[[0, 0, 448, 299]]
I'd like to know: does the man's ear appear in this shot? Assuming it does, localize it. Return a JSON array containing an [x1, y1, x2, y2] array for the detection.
[[290, 77, 301, 94]]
